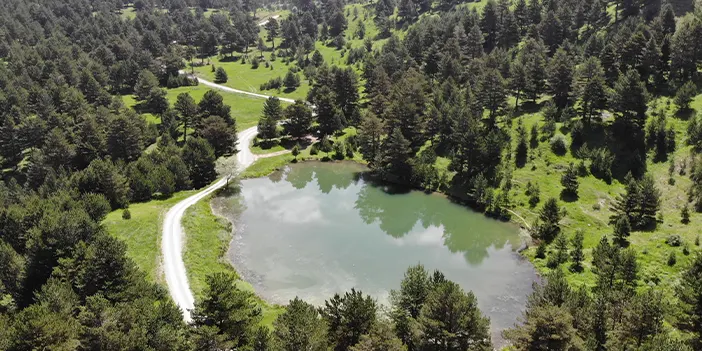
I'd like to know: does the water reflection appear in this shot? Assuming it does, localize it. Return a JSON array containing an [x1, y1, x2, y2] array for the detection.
[[282, 162, 520, 266], [229, 162, 536, 345]]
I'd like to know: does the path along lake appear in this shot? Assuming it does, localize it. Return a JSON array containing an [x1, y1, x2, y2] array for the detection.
[[218, 162, 537, 342]]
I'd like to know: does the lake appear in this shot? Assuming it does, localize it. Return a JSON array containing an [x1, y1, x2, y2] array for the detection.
[[221, 162, 537, 343]]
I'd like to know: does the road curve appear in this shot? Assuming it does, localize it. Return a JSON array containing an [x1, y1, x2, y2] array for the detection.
[[162, 126, 260, 321], [196, 77, 296, 104]]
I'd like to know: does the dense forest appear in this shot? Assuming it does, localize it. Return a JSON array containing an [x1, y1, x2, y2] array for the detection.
[[1, 0, 702, 349]]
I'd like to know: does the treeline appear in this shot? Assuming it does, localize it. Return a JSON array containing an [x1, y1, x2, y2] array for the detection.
[[0, 0, 249, 347]]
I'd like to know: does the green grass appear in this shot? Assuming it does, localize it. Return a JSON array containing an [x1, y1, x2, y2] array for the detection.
[[502, 96, 702, 293], [193, 57, 310, 101], [122, 85, 269, 129], [103, 191, 195, 283], [120, 6, 136, 20]]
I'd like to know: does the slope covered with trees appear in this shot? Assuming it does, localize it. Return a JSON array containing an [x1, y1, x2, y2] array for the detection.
[[3, 0, 702, 349]]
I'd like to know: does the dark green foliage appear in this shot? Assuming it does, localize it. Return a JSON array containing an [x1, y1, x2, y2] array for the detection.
[[536, 241, 547, 259], [560, 163, 579, 197], [215, 67, 228, 83], [504, 304, 582, 350], [273, 298, 328, 351], [675, 81, 696, 110], [549, 135, 567, 155], [284, 101, 313, 139], [547, 232, 569, 268], [666, 235, 683, 247], [526, 181, 540, 208], [614, 216, 632, 247], [122, 209, 131, 220], [668, 251, 677, 266], [198, 116, 237, 157], [192, 273, 262, 349], [321, 289, 377, 351], [570, 230, 585, 272], [182, 137, 217, 189], [515, 118, 529, 167], [532, 198, 562, 242], [284, 71, 301, 90], [611, 174, 661, 229], [547, 48, 574, 109], [682, 204, 691, 224]]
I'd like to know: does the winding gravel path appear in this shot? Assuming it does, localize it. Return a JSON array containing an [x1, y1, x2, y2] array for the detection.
[[162, 124, 289, 321]]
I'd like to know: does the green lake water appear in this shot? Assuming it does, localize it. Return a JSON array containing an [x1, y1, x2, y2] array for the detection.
[[226, 162, 537, 341]]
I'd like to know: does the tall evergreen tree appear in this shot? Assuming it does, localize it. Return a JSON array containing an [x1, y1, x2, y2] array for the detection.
[[547, 48, 574, 109]]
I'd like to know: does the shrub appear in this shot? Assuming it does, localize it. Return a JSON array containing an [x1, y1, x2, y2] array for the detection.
[[214, 67, 228, 83], [526, 181, 540, 208], [550, 135, 567, 155], [122, 209, 131, 220], [333, 142, 346, 160], [667, 251, 677, 266], [251, 56, 260, 69], [535, 241, 546, 259], [260, 76, 283, 91], [570, 120, 585, 148], [682, 204, 691, 224], [284, 71, 301, 90], [666, 234, 682, 247], [310, 144, 319, 155], [344, 140, 355, 158], [675, 81, 697, 110]]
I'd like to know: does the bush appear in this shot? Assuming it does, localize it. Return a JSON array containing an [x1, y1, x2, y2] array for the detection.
[[666, 234, 682, 247], [344, 140, 355, 158], [310, 144, 319, 155], [526, 181, 540, 208], [260, 76, 283, 91], [667, 251, 677, 266], [333, 142, 346, 160], [675, 81, 697, 110], [550, 135, 567, 155], [214, 67, 228, 83], [570, 120, 585, 148], [251, 56, 260, 69], [535, 241, 547, 259], [122, 209, 131, 220], [284, 71, 301, 90], [682, 204, 691, 224]]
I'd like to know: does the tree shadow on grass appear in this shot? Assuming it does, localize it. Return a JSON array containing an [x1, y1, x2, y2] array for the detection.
[[559, 190, 578, 203]]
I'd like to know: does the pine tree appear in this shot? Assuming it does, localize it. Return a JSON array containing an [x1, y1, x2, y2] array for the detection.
[[535, 197, 562, 242], [215, 67, 228, 83], [610, 69, 649, 131], [675, 81, 697, 111], [379, 128, 412, 180], [0, 117, 24, 169], [570, 230, 585, 272], [175, 93, 198, 142], [553, 232, 570, 266], [547, 48, 574, 109], [359, 112, 385, 167], [574, 57, 607, 124], [283, 101, 313, 139], [480, 0, 501, 52], [257, 116, 278, 141], [638, 174, 661, 228], [263, 96, 282, 121], [682, 204, 691, 224], [514, 0, 530, 35], [515, 118, 528, 167], [510, 61, 528, 109], [316, 86, 344, 137], [466, 24, 485, 59], [521, 39, 547, 102], [677, 254, 702, 348], [560, 163, 579, 197], [479, 68, 507, 122], [613, 216, 631, 247]]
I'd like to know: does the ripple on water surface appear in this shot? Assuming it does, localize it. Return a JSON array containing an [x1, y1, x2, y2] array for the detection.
[[225, 162, 538, 345]]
